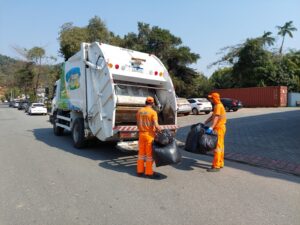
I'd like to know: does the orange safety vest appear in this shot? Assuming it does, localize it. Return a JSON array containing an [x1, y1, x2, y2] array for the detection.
[[136, 106, 158, 136], [213, 103, 226, 129]]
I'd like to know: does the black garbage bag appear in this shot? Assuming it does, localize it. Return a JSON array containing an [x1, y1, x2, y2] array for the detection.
[[198, 132, 218, 153], [184, 123, 204, 153], [185, 123, 218, 154], [153, 140, 182, 167], [155, 129, 173, 146]]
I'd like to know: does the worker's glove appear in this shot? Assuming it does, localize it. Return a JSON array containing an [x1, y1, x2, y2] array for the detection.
[[205, 127, 213, 134]]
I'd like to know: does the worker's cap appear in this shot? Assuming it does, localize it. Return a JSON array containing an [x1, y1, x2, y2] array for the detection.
[[208, 92, 220, 99], [146, 96, 154, 103]]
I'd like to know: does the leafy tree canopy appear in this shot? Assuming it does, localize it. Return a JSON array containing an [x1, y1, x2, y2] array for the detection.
[[58, 18, 202, 97]]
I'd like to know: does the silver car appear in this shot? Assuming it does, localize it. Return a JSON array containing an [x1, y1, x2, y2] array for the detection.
[[177, 98, 192, 116], [188, 98, 212, 115]]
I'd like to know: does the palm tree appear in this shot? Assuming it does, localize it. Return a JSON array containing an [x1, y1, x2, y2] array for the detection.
[[276, 21, 297, 54], [261, 31, 275, 47]]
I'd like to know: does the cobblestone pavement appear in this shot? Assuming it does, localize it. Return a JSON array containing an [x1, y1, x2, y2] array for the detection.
[[176, 108, 300, 176]]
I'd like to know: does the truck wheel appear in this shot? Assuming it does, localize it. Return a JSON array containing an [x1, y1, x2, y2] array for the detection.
[[72, 118, 86, 148], [192, 108, 198, 115], [53, 116, 64, 136]]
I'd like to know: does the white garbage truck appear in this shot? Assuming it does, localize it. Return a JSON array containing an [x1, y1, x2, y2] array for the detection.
[[50, 42, 177, 148]]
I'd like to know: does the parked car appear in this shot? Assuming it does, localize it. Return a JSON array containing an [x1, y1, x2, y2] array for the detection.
[[176, 97, 192, 116], [28, 103, 47, 115], [17, 102, 23, 110], [18, 101, 30, 110], [13, 99, 20, 108], [9, 101, 15, 107], [221, 98, 243, 112], [187, 98, 213, 115], [24, 102, 31, 113], [18, 100, 26, 110]]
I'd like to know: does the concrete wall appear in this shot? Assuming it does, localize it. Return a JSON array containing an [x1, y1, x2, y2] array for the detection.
[[288, 92, 300, 107]]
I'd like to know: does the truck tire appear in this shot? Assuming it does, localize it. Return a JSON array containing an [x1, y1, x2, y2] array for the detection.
[[72, 118, 86, 148], [53, 116, 64, 136]]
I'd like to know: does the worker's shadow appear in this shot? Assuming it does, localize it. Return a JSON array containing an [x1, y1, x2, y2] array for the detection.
[[99, 154, 167, 180], [98, 146, 167, 180], [32, 127, 167, 179], [173, 154, 212, 171], [97, 148, 138, 177]]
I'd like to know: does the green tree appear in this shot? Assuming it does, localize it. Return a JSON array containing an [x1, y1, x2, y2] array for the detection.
[[189, 73, 212, 97], [59, 18, 112, 60], [87, 16, 110, 43], [261, 31, 275, 47], [121, 22, 200, 97], [276, 21, 297, 54], [27, 47, 46, 97], [16, 62, 35, 99], [232, 38, 277, 87], [58, 23, 88, 60], [210, 67, 234, 89], [276, 51, 300, 91], [27, 47, 45, 63], [58, 18, 201, 97]]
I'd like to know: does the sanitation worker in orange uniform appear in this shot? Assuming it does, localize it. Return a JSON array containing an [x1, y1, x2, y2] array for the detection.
[[136, 96, 161, 178], [205, 92, 227, 172]]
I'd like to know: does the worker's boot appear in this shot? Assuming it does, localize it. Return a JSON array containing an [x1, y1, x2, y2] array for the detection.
[[137, 173, 144, 177]]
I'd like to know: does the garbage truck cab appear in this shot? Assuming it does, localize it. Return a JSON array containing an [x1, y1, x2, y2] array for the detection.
[[50, 42, 177, 148]]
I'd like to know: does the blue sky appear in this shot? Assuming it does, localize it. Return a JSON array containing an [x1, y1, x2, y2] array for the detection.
[[0, 0, 299, 76]]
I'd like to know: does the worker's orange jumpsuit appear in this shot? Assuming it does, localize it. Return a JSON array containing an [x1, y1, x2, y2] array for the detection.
[[136, 106, 159, 175], [212, 102, 227, 169]]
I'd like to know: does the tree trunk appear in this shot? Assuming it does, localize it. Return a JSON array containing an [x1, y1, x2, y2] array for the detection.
[[279, 35, 285, 54], [35, 57, 41, 98]]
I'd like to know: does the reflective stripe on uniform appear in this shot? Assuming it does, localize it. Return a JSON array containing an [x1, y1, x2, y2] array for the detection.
[[146, 156, 153, 162], [138, 155, 145, 160], [214, 148, 224, 153]]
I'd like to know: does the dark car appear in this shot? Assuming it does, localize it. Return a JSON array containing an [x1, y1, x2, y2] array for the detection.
[[24, 102, 31, 113], [18, 100, 29, 110], [9, 101, 15, 107], [221, 98, 243, 112], [17, 103, 23, 110]]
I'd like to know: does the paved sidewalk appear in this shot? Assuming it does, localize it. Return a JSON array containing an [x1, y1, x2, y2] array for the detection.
[[176, 109, 300, 176]]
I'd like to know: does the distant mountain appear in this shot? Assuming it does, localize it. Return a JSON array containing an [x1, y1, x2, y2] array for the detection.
[[0, 54, 22, 85], [0, 54, 18, 66], [0, 54, 22, 79]]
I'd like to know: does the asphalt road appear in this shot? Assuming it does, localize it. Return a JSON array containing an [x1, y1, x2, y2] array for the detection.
[[1, 104, 300, 225]]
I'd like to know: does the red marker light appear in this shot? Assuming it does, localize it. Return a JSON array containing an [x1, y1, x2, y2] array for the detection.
[[154, 71, 158, 75], [115, 64, 119, 69]]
